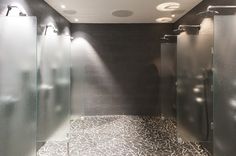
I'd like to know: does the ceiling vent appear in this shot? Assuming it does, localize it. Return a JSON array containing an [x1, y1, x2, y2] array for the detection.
[[63, 10, 77, 15], [112, 10, 133, 17]]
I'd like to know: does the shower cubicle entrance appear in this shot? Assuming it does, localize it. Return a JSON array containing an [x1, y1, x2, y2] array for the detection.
[[0, 10, 71, 156], [175, 6, 236, 155], [0, 16, 37, 156], [214, 14, 236, 156]]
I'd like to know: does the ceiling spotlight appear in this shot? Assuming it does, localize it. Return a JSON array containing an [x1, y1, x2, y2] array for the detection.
[[157, 2, 180, 11], [171, 14, 176, 18], [74, 18, 79, 22], [156, 17, 173, 23], [61, 5, 66, 9]]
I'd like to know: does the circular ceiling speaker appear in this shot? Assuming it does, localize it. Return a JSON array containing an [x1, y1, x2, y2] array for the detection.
[[156, 17, 173, 23], [63, 10, 77, 15], [112, 10, 133, 17], [156, 2, 180, 11]]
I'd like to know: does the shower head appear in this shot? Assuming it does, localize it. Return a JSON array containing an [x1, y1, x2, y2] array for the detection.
[[197, 10, 219, 16], [174, 25, 201, 34], [160, 34, 177, 42], [178, 25, 201, 30], [173, 28, 184, 34], [6, 5, 27, 16], [207, 5, 236, 12], [160, 37, 169, 41], [164, 34, 178, 38], [44, 24, 58, 35], [197, 5, 236, 16]]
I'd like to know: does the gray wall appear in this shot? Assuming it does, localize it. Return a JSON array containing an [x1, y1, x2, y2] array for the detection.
[[0, 0, 70, 35], [71, 24, 174, 116]]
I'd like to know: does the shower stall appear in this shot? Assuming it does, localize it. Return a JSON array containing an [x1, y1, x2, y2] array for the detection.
[[0, 16, 37, 156], [213, 14, 236, 156], [173, 6, 236, 156], [0, 7, 71, 156], [37, 29, 71, 146]]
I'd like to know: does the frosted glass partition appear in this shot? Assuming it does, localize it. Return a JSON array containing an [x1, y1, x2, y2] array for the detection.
[[161, 43, 177, 119], [0, 17, 37, 156], [37, 34, 70, 142], [177, 33, 213, 143], [214, 15, 236, 156]]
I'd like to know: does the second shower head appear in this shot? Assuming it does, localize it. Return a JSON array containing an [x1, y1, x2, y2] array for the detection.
[[6, 5, 27, 16]]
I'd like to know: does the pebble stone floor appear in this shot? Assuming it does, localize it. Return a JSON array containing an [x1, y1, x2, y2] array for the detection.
[[37, 115, 211, 156]]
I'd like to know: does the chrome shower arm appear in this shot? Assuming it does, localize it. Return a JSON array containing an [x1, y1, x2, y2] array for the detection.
[[173, 25, 201, 34], [5, 5, 27, 16], [207, 5, 236, 12], [44, 24, 58, 35], [164, 35, 177, 38], [178, 25, 201, 30]]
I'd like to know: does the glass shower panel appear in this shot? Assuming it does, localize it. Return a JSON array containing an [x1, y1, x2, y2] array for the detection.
[[161, 43, 177, 119], [214, 15, 236, 156], [0, 17, 37, 156], [37, 34, 70, 142], [177, 33, 213, 143]]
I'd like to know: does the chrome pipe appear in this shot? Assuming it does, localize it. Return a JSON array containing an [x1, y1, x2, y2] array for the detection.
[[207, 5, 236, 12]]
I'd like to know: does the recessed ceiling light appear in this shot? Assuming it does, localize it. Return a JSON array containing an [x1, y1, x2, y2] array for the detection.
[[74, 18, 79, 22], [61, 5, 66, 9], [171, 14, 176, 18], [156, 17, 173, 23], [156, 2, 180, 11]]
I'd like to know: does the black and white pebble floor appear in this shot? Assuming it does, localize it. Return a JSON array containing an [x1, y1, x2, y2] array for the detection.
[[37, 116, 211, 156]]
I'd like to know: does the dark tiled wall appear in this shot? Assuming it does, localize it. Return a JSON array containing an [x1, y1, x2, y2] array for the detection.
[[71, 24, 174, 115], [0, 0, 70, 34]]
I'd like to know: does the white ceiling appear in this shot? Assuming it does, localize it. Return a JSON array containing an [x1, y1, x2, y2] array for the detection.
[[44, 0, 202, 23]]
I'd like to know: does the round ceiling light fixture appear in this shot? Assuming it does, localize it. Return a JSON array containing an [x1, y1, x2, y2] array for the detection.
[[156, 2, 180, 11], [112, 10, 133, 17], [61, 4, 66, 9], [74, 18, 79, 22], [63, 10, 77, 15], [156, 17, 173, 23]]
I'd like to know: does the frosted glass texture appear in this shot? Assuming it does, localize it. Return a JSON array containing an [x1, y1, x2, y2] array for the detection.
[[161, 43, 177, 118], [37, 33, 70, 142], [0, 17, 37, 156], [177, 33, 213, 143], [214, 15, 236, 156]]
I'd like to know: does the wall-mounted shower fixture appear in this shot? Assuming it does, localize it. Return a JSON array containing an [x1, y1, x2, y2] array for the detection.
[[160, 36, 169, 41], [173, 25, 201, 34], [161, 34, 177, 41], [43, 24, 58, 35], [5, 5, 27, 16], [161, 34, 177, 40], [164, 34, 178, 38], [197, 5, 236, 16], [197, 9, 219, 16], [207, 5, 236, 12]]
